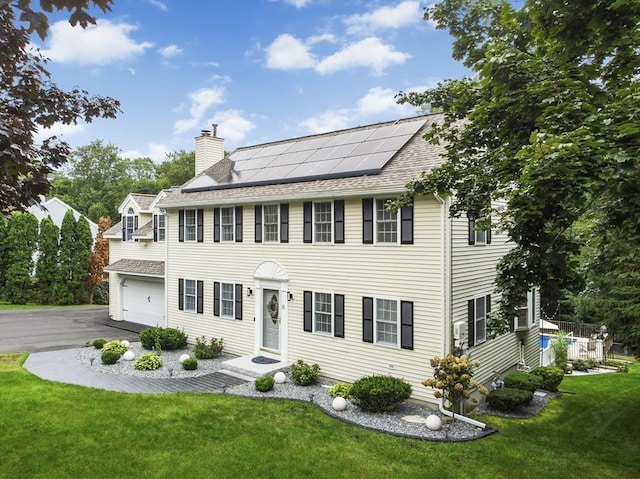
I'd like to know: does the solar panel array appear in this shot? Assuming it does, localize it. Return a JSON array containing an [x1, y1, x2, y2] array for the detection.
[[183, 117, 427, 192]]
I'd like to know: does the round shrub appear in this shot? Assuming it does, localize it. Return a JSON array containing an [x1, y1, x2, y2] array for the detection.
[[290, 359, 320, 386], [504, 371, 542, 392], [194, 336, 224, 359], [532, 366, 564, 392], [351, 375, 412, 413], [101, 350, 121, 365], [139, 327, 188, 351], [134, 353, 163, 371], [328, 382, 353, 399], [101, 340, 127, 356], [182, 357, 198, 371], [255, 375, 275, 392], [486, 387, 533, 412], [92, 338, 107, 349]]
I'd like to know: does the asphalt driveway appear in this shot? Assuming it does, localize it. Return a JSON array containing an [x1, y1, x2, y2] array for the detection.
[[0, 306, 143, 353]]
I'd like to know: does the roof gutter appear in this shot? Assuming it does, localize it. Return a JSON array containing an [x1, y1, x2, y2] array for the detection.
[[434, 192, 487, 430]]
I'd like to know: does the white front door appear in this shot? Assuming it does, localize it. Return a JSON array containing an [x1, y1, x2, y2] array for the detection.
[[262, 288, 280, 351]]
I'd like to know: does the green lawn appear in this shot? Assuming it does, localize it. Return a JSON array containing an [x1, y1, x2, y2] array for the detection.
[[0, 302, 103, 311], [0, 355, 638, 479]]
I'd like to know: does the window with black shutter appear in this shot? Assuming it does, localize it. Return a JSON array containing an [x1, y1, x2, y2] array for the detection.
[[362, 296, 374, 342], [362, 198, 373, 244]]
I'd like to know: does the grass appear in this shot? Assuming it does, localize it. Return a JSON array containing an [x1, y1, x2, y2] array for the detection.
[[0, 302, 103, 311], [0, 357, 638, 479]]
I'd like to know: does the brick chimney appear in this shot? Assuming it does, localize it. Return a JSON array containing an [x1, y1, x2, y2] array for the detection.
[[195, 124, 224, 176]]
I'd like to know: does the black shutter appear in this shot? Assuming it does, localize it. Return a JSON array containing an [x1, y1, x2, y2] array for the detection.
[[254, 205, 262, 243], [213, 208, 220, 243], [178, 279, 184, 311], [487, 216, 492, 244], [197, 280, 204, 314], [121, 215, 125, 241], [197, 209, 204, 242], [235, 284, 243, 320], [134, 215, 138, 232], [178, 210, 185, 242], [401, 301, 414, 350], [153, 214, 158, 242], [303, 202, 312, 243], [213, 282, 220, 316], [235, 206, 243, 242], [362, 198, 373, 244], [400, 204, 413, 244], [468, 217, 475, 245], [303, 291, 313, 332], [334, 200, 345, 244], [280, 203, 289, 243], [467, 299, 475, 347], [531, 289, 536, 325], [335, 294, 345, 338], [363, 296, 374, 343]]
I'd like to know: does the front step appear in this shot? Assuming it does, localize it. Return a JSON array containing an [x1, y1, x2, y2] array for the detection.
[[221, 355, 290, 379]]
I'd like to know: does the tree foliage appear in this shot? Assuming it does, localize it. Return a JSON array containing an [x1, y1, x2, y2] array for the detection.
[[35, 215, 59, 304], [88, 216, 110, 304], [0, 1, 119, 215], [396, 0, 640, 347], [4, 212, 39, 303], [56, 209, 76, 304]]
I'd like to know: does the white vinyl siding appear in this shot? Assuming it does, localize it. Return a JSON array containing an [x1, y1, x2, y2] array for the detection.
[[375, 199, 398, 244]]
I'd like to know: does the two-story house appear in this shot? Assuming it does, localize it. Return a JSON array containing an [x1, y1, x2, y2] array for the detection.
[[106, 114, 540, 405]]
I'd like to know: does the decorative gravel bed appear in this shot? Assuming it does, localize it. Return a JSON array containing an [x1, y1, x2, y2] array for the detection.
[[76, 342, 556, 441]]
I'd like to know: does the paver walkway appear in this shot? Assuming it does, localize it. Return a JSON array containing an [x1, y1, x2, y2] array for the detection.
[[24, 348, 247, 393]]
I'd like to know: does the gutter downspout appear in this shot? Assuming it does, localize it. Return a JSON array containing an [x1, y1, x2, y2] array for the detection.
[[434, 192, 487, 430]]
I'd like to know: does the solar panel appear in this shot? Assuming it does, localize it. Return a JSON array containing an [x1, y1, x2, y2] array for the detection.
[[182, 116, 427, 192]]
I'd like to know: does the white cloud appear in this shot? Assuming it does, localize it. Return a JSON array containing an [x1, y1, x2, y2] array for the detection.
[[122, 143, 170, 163], [316, 37, 410, 75], [344, 1, 422, 34], [159, 44, 182, 58], [308, 33, 337, 45], [356, 87, 414, 116], [144, 0, 168, 11], [174, 87, 226, 134], [208, 110, 256, 145], [300, 110, 351, 134], [280, 0, 313, 8], [265, 34, 316, 70], [42, 19, 153, 65], [35, 122, 85, 143]]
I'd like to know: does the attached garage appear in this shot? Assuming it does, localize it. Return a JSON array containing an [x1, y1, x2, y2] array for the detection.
[[121, 277, 165, 327]]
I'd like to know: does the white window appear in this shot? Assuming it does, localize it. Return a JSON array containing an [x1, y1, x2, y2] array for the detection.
[[221, 207, 234, 242], [314, 292, 333, 334], [221, 282, 235, 318], [473, 296, 488, 344], [375, 298, 399, 347], [157, 214, 166, 242], [263, 204, 279, 243], [375, 199, 398, 244], [469, 216, 490, 245], [124, 208, 136, 241], [515, 290, 537, 330], [314, 202, 332, 243], [184, 279, 197, 312], [184, 210, 197, 241]]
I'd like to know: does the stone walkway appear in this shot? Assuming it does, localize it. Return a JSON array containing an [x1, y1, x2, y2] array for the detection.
[[24, 348, 247, 393]]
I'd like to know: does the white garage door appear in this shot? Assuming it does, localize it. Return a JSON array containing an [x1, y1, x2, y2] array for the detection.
[[121, 278, 165, 327]]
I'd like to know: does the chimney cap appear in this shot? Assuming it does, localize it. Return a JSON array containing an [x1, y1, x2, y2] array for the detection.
[[212, 124, 218, 137], [200, 129, 211, 136]]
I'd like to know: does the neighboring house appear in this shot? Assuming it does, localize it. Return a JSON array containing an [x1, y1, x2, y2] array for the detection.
[[104, 191, 171, 327], [27, 196, 98, 239], [106, 114, 540, 405]]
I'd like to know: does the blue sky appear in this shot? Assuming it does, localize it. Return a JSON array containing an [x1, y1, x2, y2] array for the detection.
[[34, 0, 469, 162]]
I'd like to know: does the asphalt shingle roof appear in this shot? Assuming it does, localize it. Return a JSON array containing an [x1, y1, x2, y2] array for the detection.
[[104, 259, 165, 276]]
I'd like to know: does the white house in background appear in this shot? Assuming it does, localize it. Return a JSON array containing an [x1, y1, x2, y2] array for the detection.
[[104, 190, 172, 327], [27, 196, 98, 239], [105, 114, 540, 406]]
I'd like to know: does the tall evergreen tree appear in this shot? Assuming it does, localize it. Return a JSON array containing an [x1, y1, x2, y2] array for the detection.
[[35, 216, 60, 304], [0, 219, 8, 299], [56, 209, 76, 304], [5, 212, 38, 304], [73, 216, 93, 303]]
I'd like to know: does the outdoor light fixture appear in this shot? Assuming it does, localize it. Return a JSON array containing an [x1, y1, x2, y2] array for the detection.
[[287, 292, 294, 302], [247, 287, 253, 297]]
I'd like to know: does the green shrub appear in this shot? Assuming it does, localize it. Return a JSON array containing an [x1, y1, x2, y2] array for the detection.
[[504, 371, 542, 392], [532, 366, 564, 391], [194, 336, 224, 359], [351, 375, 412, 413], [101, 340, 127, 356], [182, 357, 198, 371], [140, 327, 188, 351], [606, 360, 629, 373], [255, 375, 275, 392], [134, 353, 163, 370], [100, 350, 121, 365], [486, 387, 533, 411], [571, 359, 598, 372], [289, 359, 320, 386], [328, 382, 353, 399], [92, 338, 107, 349]]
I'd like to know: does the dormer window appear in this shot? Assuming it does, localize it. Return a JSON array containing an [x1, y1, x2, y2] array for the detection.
[[122, 207, 137, 241]]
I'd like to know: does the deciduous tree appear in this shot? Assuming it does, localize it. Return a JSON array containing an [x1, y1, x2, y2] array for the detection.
[[88, 216, 110, 304]]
